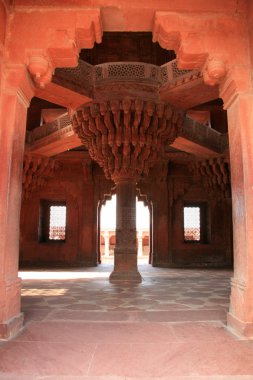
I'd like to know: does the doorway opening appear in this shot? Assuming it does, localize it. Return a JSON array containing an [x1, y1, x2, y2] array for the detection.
[[100, 195, 150, 264], [100, 195, 116, 263]]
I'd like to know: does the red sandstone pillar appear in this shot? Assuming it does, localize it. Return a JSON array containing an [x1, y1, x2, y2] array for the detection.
[[0, 67, 34, 339], [109, 180, 141, 283], [226, 93, 253, 338]]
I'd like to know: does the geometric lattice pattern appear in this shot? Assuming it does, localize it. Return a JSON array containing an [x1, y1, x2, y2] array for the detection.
[[171, 60, 192, 78], [184, 207, 200, 241], [49, 206, 66, 240], [108, 63, 145, 79]]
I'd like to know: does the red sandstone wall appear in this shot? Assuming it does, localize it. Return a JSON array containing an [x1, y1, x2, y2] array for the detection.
[[20, 157, 233, 268], [170, 184, 232, 267], [140, 162, 233, 268], [20, 160, 98, 266]]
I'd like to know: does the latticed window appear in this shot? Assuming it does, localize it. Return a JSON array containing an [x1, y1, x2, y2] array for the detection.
[[184, 207, 200, 241], [49, 206, 66, 240], [183, 203, 207, 243], [39, 200, 67, 242]]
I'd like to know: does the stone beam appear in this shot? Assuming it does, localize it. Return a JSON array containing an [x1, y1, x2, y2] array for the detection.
[[160, 78, 219, 109], [26, 112, 81, 157], [35, 82, 92, 109], [53, 59, 206, 106], [171, 117, 228, 158], [26, 110, 228, 158]]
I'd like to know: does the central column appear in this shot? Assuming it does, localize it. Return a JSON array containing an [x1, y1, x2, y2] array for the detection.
[[72, 98, 183, 283], [109, 179, 141, 283]]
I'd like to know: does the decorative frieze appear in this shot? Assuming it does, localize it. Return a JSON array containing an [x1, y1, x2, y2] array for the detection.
[[53, 59, 201, 97], [191, 157, 231, 199], [26, 113, 71, 144], [22, 154, 59, 200]]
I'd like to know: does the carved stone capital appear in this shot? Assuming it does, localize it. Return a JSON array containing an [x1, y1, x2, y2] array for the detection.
[[73, 99, 184, 183]]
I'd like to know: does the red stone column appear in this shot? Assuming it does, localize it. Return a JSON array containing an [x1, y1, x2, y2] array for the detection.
[[225, 92, 253, 338], [0, 66, 34, 339], [109, 179, 141, 283]]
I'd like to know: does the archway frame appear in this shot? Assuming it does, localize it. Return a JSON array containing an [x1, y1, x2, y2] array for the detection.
[[136, 188, 153, 265], [0, 4, 252, 338], [97, 187, 116, 264]]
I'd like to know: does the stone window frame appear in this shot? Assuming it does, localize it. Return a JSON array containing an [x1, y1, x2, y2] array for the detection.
[[183, 202, 208, 244], [38, 199, 67, 243]]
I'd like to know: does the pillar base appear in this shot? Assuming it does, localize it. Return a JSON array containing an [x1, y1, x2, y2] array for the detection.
[[110, 252, 142, 283], [109, 270, 142, 283], [0, 313, 24, 340], [227, 312, 253, 339]]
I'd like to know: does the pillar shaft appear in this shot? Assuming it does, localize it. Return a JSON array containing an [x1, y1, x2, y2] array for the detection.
[[226, 93, 253, 338], [0, 67, 33, 339], [109, 180, 141, 282]]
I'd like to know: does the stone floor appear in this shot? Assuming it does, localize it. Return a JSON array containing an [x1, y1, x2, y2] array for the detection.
[[1, 264, 253, 379]]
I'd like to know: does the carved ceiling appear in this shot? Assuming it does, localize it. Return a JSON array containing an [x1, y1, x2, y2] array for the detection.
[[25, 32, 228, 162]]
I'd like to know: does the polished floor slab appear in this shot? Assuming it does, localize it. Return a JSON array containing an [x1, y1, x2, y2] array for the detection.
[[1, 264, 253, 379]]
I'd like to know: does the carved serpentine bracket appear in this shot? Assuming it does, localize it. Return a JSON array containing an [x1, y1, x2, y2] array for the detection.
[[191, 157, 231, 199], [22, 153, 60, 200], [20, 9, 102, 88], [27, 55, 54, 88], [72, 99, 184, 183], [152, 11, 252, 109]]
